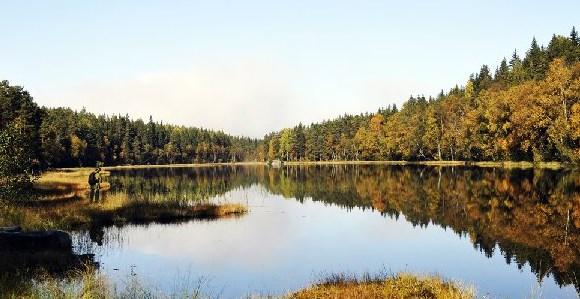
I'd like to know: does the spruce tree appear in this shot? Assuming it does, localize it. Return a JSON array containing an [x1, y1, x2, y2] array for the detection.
[[570, 26, 578, 45]]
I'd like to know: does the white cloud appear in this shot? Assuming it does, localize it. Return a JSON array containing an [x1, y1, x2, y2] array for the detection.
[[34, 59, 415, 138], [43, 60, 297, 138]]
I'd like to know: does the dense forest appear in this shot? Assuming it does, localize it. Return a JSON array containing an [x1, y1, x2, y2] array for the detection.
[[2, 28, 580, 195], [0, 84, 261, 168], [0, 84, 258, 197], [263, 28, 580, 162]]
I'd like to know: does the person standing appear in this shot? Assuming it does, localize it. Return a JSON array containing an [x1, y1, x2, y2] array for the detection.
[[88, 167, 102, 202], [88, 167, 101, 190]]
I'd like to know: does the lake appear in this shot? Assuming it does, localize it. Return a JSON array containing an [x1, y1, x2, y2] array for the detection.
[[71, 165, 579, 298]]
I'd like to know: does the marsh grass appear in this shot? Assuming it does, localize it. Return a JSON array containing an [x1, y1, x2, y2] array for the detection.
[[288, 272, 475, 299], [1, 168, 248, 230], [0, 194, 248, 231], [87, 197, 248, 225], [3, 269, 475, 299], [1, 266, 210, 299], [33, 169, 111, 202]]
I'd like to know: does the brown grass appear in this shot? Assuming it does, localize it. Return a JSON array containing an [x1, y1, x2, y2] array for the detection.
[[3, 168, 249, 230], [34, 168, 111, 197], [1, 265, 208, 299], [288, 273, 475, 299], [0, 193, 248, 231], [88, 200, 248, 225]]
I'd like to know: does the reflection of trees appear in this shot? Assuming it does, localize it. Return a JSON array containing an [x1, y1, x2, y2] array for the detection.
[[101, 165, 579, 291], [108, 166, 260, 202], [256, 165, 580, 292]]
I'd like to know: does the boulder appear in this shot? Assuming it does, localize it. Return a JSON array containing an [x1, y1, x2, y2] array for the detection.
[[0, 230, 72, 251]]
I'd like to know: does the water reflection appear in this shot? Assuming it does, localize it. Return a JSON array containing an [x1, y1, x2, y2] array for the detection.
[[100, 165, 579, 297]]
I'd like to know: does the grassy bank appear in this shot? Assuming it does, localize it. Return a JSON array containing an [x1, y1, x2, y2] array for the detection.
[[6, 168, 246, 230], [87, 199, 248, 226], [1, 266, 206, 299], [1, 269, 475, 299], [33, 168, 111, 202], [289, 273, 474, 299], [0, 197, 247, 231]]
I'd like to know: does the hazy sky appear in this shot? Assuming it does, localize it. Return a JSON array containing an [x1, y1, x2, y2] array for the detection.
[[1, 1, 578, 137]]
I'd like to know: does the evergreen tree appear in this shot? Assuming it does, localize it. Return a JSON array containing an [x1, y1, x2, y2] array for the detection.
[[524, 37, 548, 80], [495, 58, 509, 82], [571, 26, 578, 46], [293, 123, 306, 160]]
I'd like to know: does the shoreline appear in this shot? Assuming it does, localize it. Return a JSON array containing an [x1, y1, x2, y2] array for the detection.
[[283, 160, 569, 169], [85, 160, 575, 170]]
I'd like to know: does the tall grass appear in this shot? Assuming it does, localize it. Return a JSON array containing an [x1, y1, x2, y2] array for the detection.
[[2, 266, 210, 299], [34, 169, 111, 196], [288, 272, 475, 299]]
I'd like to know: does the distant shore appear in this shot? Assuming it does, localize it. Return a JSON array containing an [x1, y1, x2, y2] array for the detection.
[[283, 160, 569, 169], [85, 160, 575, 170], [100, 161, 266, 170]]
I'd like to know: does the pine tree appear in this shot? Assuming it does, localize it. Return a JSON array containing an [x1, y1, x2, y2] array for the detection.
[[293, 123, 306, 160], [474, 65, 492, 93], [570, 26, 578, 45], [524, 37, 548, 80], [510, 50, 521, 67], [495, 58, 509, 82]]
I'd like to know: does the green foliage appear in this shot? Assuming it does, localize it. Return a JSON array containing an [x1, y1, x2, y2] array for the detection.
[[0, 81, 41, 201], [34, 108, 260, 168], [264, 28, 580, 163], [3, 28, 580, 170]]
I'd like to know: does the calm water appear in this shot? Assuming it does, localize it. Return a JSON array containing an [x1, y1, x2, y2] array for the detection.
[[74, 165, 580, 298]]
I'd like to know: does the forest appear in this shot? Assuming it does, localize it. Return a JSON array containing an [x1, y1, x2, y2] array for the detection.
[[0, 85, 259, 196], [2, 28, 580, 196], [263, 28, 580, 162]]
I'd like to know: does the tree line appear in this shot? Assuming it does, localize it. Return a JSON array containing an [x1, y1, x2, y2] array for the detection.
[[39, 108, 259, 168], [0, 83, 259, 198], [262, 27, 580, 163], [2, 28, 580, 198]]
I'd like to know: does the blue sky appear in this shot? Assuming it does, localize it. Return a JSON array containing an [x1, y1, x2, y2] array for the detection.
[[1, 1, 578, 137]]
